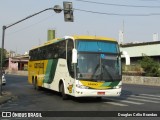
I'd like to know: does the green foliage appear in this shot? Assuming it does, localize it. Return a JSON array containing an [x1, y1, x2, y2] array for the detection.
[[0, 48, 7, 67], [139, 56, 160, 77]]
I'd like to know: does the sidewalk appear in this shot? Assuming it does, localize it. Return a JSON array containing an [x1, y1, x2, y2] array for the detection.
[[0, 91, 15, 105]]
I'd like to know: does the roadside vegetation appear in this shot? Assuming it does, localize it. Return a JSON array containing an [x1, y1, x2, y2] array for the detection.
[[122, 56, 160, 77], [139, 56, 160, 77], [0, 48, 7, 67]]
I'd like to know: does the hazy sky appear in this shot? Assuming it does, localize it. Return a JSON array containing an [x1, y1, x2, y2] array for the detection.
[[0, 0, 160, 54]]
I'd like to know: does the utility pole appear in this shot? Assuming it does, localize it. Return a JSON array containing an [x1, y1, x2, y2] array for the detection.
[[122, 20, 125, 43], [119, 20, 125, 44]]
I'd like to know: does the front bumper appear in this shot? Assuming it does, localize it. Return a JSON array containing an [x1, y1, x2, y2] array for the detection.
[[74, 88, 121, 97]]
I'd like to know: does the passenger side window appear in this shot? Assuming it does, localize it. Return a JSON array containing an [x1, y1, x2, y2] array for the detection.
[[67, 39, 74, 77]]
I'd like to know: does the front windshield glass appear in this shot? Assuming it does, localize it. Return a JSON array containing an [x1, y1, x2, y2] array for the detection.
[[76, 40, 121, 82], [77, 53, 121, 81]]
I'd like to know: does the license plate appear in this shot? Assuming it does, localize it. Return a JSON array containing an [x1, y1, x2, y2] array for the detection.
[[97, 92, 105, 95]]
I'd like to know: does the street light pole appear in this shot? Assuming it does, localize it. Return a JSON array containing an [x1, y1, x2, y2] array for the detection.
[[4, 8, 54, 29], [0, 6, 63, 96], [0, 26, 6, 96]]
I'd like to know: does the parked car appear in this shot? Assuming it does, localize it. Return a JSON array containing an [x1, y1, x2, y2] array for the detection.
[[1, 74, 6, 85]]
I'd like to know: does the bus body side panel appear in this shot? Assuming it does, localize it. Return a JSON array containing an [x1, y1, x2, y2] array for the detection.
[[43, 59, 75, 96], [42, 59, 58, 90], [28, 60, 48, 86], [43, 59, 58, 84], [50, 59, 74, 94], [28, 61, 32, 84]]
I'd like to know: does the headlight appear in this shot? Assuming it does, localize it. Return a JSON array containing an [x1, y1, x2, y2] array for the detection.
[[76, 84, 89, 89], [113, 85, 122, 89]]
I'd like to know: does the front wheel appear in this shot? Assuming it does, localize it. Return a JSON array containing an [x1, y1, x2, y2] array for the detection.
[[60, 83, 68, 100]]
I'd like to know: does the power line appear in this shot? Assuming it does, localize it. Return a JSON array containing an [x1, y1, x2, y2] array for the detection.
[[74, 0, 160, 8], [4, 14, 54, 37], [75, 8, 160, 16], [139, 0, 160, 1]]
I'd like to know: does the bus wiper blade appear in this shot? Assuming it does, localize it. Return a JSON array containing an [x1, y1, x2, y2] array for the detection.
[[102, 65, 114, 81]]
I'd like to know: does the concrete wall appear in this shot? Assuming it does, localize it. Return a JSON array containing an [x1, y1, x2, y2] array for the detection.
[[122, 76, 160, 86], [6, 70, 28, 76], [5, 71, 160, 86]]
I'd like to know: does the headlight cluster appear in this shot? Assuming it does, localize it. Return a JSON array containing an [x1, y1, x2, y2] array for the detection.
[[76, 84, 89, 89], [113, 85, 122, 89]]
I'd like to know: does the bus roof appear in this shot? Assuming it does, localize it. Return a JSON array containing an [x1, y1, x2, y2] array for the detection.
[[30, 35, 116, 50], [72, 35, 116, 42]]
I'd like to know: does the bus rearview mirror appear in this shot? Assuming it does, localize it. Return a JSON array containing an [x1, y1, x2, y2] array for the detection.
[[121, 51, 130, 65], [72, 48, 77, 63]]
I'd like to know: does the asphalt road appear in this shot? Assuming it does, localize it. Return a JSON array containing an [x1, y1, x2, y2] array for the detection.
[[1, 75, 160, 120]]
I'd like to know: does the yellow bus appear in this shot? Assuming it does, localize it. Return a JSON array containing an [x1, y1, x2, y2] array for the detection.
[[28, 35, 122, 99]]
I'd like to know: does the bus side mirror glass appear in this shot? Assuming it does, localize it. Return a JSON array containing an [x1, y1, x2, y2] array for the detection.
[[72, 48, 77, 63], [121, 51, 130, 65]]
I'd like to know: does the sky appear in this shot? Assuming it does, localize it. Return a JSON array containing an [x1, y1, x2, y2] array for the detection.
[[0, 0, 160, 54]]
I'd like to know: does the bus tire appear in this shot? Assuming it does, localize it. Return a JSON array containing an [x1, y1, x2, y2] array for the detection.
[[32, 76, 34, 85], [34, 79, 40, 90], [60, 83, 68, 100], [33, 79, 36, 90]]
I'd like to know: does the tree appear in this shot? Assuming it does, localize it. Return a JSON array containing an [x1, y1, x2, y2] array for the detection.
[[139, 56, 160, 77], [0, 48, 7, 67]]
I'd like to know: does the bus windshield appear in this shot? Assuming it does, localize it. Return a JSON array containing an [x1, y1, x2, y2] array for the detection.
[[76, 40, 121, 82]]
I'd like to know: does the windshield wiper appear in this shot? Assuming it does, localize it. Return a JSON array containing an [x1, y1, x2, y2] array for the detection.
[[91, 64, 101, 80], [102, 65, 113, 81], [91, 64, 113, 81]]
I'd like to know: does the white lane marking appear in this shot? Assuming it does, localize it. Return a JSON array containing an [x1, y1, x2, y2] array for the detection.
[[10, 103, 18, 106], [104, 101, 128, 106], [103, 98, 143, 105], [1, 106, 12, 109], [119, 100, 144, 105], [127, 97, 160, 103], [140, 94, 160, 98], [130, 95, 160, 101]]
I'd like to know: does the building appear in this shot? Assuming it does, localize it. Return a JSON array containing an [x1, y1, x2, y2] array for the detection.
[[120, 41, 160, 65], [8, 54, 29, 71], [120, 41, 160, 75]]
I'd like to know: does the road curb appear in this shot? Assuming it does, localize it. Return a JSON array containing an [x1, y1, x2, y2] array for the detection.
[[0, 91, 15, 105]]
